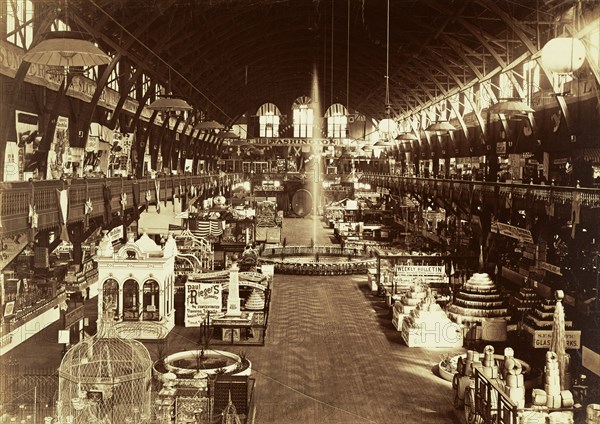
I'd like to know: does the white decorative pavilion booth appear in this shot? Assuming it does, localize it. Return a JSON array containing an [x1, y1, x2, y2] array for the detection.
[[96, 232, 177, 339]]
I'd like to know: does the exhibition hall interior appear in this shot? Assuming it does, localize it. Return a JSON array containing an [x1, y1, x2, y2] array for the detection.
[[1, 0, 600, 423]]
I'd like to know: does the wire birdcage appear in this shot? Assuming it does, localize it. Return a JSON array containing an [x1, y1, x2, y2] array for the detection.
[[57, 317, 153, 423]]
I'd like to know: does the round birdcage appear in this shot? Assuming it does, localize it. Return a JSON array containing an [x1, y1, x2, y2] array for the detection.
[[57, 320, 153, 423]]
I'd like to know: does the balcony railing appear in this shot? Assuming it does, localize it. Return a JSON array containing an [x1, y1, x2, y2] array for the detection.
[[360, 174, 600, 208], [0, 173, 240, 238]]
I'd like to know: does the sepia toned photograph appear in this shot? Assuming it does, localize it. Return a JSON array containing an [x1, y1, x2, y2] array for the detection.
[[0, 1, 599, 423]]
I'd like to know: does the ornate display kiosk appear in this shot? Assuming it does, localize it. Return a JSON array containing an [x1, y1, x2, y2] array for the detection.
[[96, 232, 177, 339]]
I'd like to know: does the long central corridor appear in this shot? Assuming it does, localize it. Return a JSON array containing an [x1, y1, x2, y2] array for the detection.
[[241, 217, 460, 423]]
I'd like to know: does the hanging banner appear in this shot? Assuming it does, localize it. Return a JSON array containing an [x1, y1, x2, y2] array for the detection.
[[14, 110, 40, 180], [47, 116, 69, 179], [184, 282, 222, 326]]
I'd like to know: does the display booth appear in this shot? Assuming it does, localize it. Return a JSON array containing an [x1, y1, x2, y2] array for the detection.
[[96, 232, 177, 339], [374, 249, 449, 304], [183, 264, 270, 345]]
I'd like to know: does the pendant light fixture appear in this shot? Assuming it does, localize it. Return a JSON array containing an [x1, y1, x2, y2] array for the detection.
[[23, 0, 111, 76], [488, 98, 534, 116], [540, 3, 586, 74], [489, 32, 535, 117], [425, 121, 456, 133], [377, 0, 397, 138], [23, 31, 111, 72], [541, 37, 586, 74], [148, 67, 192, 113], [22, 0, 110, 74], [195, 120, 225, 131], [396, 132, 418, 141], [216, 129, 240, 139]]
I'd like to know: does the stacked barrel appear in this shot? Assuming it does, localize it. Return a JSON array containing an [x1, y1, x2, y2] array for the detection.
[[502, 347, 525, 408]]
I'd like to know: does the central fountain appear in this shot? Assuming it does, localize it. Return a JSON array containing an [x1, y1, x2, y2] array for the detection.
[[310, 64, 322, 244]]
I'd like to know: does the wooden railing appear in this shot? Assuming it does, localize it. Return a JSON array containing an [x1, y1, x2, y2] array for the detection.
[[360, 174, 600, 209], [2, 172, 599, 239]]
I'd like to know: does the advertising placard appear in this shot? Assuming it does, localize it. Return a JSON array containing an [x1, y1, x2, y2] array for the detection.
[[184, 282, 222, 326], [530, 329, 581, 349]]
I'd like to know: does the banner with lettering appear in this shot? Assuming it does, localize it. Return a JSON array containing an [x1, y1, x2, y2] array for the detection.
[[528, 328, 581, 349], [47, 116, 69, 179], [490, 220, 534, 244], [184, 282, 222, 326]]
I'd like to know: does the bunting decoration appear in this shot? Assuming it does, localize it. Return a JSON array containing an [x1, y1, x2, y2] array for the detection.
[[545, 187, 555, 217], [571, 192, 581, 239], [28, 183, 37, 240], [28, 204, 38, 229], [506, 191, 513, 211], [103, 182, 112, 227], [84, 198, 93, 221], [57, 188, 70, 241], [132, 181, 140, 220], [83, 180, 91, 231]]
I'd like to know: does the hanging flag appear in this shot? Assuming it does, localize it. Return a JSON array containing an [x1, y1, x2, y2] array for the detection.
[[29, 204, 38, 230], [103, 183, 112, 227], [132, 182, 140, 220], [57, 189, 70, 241], [571, 192, 581, 239], [155, 180, 161, 213]]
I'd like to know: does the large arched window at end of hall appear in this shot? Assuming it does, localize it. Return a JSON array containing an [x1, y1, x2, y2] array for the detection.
[[123, 279, 140, 321], [292, 96, 314, 138], [325, 104, 348, 138], [143, 280, 160, 321], [257, 103, 281, 137], [102, 279, 119, 319]]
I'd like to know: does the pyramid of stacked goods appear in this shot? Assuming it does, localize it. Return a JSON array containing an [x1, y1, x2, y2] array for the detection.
[[401, 289, 463, 348], [447, 273, 510, 324], [391, 284, 427, 331], [509, 285, 541, 313], [522, 299, 573, 333], [521, 352, 575, 424], [244, 289, 265, 311]]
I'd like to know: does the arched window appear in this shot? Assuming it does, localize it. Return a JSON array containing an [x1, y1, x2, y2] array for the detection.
[[292, 96, 313, 138], [123, 279, 139, 321], [143, 280, 160, 321], [257, 103, 281, 137], [325, 104, 348, 138], [102, 279, 119, 318]]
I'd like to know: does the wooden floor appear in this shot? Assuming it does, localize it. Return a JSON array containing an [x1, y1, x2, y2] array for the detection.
[[235, 217, 462, 424], [2, 216, 464, 423]]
